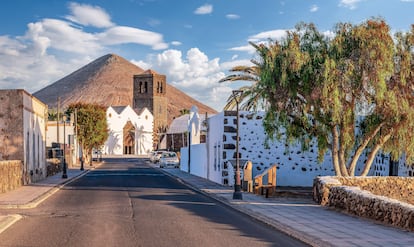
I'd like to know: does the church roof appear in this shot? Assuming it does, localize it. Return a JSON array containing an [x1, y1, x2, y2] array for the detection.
[[110, 106, 128, 115]]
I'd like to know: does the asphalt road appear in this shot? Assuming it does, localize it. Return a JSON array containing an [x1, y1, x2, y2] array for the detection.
[[0, 158, 309, 247]]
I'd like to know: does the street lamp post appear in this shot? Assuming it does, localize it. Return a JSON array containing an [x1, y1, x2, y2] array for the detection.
[[62, 115, 68, 179], [232, 90, 243, 200]]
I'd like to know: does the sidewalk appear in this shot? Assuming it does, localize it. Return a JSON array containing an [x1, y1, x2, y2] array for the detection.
[[158, 168, 414, 247], [1, 163, 414, 246]]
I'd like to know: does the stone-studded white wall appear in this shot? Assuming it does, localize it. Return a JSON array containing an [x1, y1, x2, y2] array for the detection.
[[222, 111, 338, 186], [208, 111, 392, 187], [183, 109, 412, 187]]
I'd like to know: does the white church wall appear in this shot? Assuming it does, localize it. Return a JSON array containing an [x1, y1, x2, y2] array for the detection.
[[135, 108, 154, 155], [104, 106, 153, 155]]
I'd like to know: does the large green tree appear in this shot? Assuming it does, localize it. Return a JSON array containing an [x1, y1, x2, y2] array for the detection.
[[67, 103, 108, 165], [254, 19, 414, 176]]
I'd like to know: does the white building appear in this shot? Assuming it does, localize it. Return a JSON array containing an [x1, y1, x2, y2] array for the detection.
[[46, 120, 78, 166], [182, 108, 394, 187], [46, 121, 74, 148], [103, 106, 153, 155]]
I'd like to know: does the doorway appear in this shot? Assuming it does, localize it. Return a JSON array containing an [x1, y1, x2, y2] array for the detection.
[[123, 121, 135, 155]]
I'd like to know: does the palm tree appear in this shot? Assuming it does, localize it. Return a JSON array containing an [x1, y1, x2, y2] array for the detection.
[[219, 42, 265, 111], [179, 109, 190, 116]]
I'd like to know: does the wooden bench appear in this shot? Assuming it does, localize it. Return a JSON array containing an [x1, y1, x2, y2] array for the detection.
[[253, 164, 277, 198], [260, 184, 275, 198]]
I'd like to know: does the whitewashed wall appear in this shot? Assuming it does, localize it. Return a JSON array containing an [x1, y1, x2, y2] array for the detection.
[[46, 122, 75, 147], [180, 147, 189, 173], [206, 112, 226, 185], [180, 144, 207, 178], [104, 106, 153, 155], [181, 107, 410, 187], [180, 108, 207, 178], [206, 111, 393, 186], [22, 92, 47, 183]]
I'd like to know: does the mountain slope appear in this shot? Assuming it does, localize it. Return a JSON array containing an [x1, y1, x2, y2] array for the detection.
[[34, 54, 217, 123]]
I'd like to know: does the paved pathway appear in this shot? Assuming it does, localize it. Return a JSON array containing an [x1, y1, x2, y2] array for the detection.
[[1, 161, 414, 246], [158, 167, 414, 247]]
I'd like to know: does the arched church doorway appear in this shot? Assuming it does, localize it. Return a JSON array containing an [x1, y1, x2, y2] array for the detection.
[[123, 121, 135, 154]]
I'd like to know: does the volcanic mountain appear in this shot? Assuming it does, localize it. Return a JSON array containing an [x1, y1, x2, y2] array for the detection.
[[34, 54, 217, 123]]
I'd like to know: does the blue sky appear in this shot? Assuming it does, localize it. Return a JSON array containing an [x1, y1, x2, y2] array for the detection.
[[1, 0, 414, 111]]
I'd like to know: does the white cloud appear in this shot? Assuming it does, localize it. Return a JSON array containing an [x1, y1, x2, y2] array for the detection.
[[229, 44, 256, 54], [66, 2, 114, 28], [152, 48, 230, 110], [0, 2, 170, 95], [226, 14, 240, 20], [228, 29, 289, 54], [194, 4, 213, 15], [228, 29, 290, 55], [248, 29, 288, 42], [131, 59, 152, 70], [323, 30, 336, 39], [98, 26, 168, 50], [310, 4, 319, 12], [26, 19, 102, 54], [0, 33, 87, 92], [339, 0, 362, 9], [171, 41, 182, 46], [0, 36, 24, 56], [221, 59, 253, 71]]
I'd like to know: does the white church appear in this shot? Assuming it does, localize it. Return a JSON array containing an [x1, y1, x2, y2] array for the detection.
[[103, 105, 153, 155]]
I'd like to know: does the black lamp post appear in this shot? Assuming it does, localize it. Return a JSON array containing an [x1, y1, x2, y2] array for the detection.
[[62, 115, 68, 179], [232, 90, 243, 200]]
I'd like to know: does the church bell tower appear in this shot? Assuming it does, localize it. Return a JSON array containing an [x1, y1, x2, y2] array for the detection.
[[133, 70, 168, 147]]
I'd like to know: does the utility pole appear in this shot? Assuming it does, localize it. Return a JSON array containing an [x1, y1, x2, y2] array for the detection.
[[57, 97, 60, 145]]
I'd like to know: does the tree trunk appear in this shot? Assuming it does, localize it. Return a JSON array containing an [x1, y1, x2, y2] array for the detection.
[[347, 149, 364, 177], [339, 147, 349, 176], [81, 147, 91, 166], [331, 126, 341, 176], [348, 123, 384, 176], [360, 133, 391, 176], [89, 150, 93, 166], [360, 144, 381, 176]]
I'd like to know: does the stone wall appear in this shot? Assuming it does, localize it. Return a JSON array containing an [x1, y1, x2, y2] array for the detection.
[[0, 160, 23, 193], [313, 176, 414, 231], [0, 90, 24, 160]]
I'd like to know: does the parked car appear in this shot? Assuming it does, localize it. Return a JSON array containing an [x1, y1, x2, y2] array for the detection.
[[150, 151, 165, 163], [159, 152, 180, 168]]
